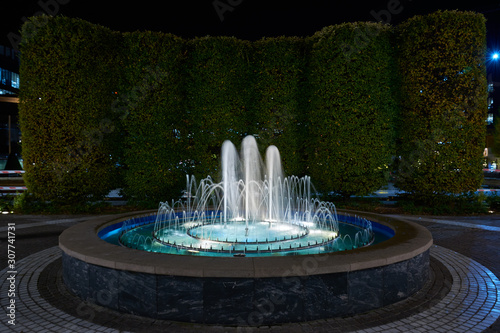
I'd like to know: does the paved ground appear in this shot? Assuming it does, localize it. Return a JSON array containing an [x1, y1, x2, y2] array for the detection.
[[0, 212, 500, 332]]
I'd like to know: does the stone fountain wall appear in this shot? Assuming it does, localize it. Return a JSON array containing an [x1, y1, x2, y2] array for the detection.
[[62, 249, 429, 325], [59, 211, 432, 326]]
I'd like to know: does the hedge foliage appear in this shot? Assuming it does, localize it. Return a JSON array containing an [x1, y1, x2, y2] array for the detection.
[[253, 37, 308, 176], [19, 16, 122, 204], [18, 11, 487, 207], [395, 10, 487, 196], [119, 31, 187, 204], [185, 37, 253, 179], [307, 23, 399, 197]]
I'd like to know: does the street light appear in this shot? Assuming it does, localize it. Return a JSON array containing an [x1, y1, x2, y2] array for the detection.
[[487, 50, 500, 67]]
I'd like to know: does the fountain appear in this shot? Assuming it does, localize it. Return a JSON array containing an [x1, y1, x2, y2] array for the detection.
[[59, 136, 432, 325], [114, 136, 374, 256]]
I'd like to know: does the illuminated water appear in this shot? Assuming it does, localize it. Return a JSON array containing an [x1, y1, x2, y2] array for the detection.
[[99, 136, 389, 257]]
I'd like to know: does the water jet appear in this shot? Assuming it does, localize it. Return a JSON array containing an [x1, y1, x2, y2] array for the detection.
[[60, 136, 432, 325]]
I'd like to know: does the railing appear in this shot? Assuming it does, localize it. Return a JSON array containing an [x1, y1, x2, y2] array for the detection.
[[0, 170, 24, 174], [0, 170, 26, 193]]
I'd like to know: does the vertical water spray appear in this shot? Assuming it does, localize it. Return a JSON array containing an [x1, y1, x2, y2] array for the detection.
[[266, 145, 282, 222], [221, 140, 239, 223], [142, 135, 376, 255], [241, 136, 262, 227]]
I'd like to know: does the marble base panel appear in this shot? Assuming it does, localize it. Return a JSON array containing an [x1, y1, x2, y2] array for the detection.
[[62, 250, 430, 325]]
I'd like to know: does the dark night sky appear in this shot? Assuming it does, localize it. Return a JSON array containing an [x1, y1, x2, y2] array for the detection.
[[2, 0, 500, 76], [2, 0, 500, 44]]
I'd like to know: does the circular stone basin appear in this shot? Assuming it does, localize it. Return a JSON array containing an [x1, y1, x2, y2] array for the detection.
[[107, 215, 376, 256], [59, 210, 432, 325]]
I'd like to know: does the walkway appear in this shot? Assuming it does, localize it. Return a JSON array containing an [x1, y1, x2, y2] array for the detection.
[[1, 214, 500, 332], [0, 246, 498, 332]]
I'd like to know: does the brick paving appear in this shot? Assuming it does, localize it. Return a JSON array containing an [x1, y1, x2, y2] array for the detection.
[[1, 213, 500, 332], [36, 251, 452, 332]]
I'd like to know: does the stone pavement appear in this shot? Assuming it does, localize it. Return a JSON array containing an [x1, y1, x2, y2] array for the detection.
[[1, 213, 500, 332]]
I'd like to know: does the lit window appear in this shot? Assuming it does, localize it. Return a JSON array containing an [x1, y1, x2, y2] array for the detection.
[[487, 114, 494, 125], [0, 68, 11, 86], [0, 89, 14, 95], [11, 73, 19, 88]]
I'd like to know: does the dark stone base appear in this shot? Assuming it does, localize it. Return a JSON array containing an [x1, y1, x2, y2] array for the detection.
[[62, 250, 429, 326]]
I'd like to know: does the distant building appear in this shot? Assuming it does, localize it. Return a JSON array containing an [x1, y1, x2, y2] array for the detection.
[[487, 82, 495, 125], [485, 78, 500, 170], [0, 45, 20, 161], [0, 45, 19, 95]]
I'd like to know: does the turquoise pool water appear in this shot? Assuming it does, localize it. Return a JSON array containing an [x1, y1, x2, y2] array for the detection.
[[99, 213, 394, 257]]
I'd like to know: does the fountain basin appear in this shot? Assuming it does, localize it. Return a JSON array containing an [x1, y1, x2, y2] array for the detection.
[[59, 210, 432, 325], [101, 212, 378, 256]]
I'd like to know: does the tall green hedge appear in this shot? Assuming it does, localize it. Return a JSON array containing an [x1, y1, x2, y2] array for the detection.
[[395, 10, 487, 196], [253, 37, 308, 176], [185, 37, 253, 179], [307, 22, 398, 197], [119, 31, 187, 204], [18, 11, 487, 207], [19, 16, 122, 204]]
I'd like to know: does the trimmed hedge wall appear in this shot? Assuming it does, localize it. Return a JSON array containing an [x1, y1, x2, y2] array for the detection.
[[119, 31, 187, 203], [18, 11, 487, 206], [185, 36, 253, 179], [19, 16, 122, 204], [395, 10, 487, 196], [307, 23, 399, 197], [253, 37, 308, 176]]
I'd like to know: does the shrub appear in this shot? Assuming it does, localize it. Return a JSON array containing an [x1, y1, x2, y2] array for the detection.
[[397, 192, 489, 215], [19, 16, 122, 204], [18, 12, 487, 210], [395, 10, 487, 197], [119, 31, 187, 205], [307, 22, 399, 197], [185, 36, 254, 180], [252, 37, 308, 176]]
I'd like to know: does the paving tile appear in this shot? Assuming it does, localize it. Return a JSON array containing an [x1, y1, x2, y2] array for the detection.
[[1, 243, 500, 332]]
